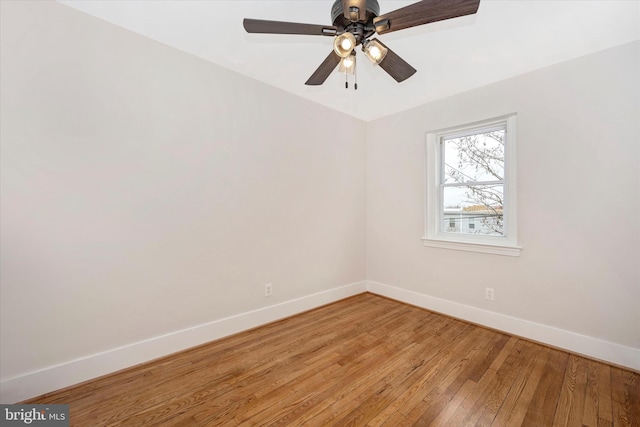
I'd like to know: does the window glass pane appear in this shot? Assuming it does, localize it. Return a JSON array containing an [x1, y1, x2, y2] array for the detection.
[[442, 184, 504, 236], [443, 129, 505, 184]]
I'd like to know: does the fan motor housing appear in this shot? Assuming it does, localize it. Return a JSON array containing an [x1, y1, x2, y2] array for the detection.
[[331, 0, 380, 27]]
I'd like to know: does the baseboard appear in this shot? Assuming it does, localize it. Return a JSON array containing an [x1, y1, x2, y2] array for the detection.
[[4, 279, 636, 403], [366, 280, 640, 371], [0, 281, 367, 403]]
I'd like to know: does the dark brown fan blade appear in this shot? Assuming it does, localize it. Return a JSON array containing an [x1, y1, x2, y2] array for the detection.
[[243, 19, 337, 36], [341, 0, 367, 22], [373, 0, 480, 35], [305, 51, 341, 85], [374, 39, 417, 82]]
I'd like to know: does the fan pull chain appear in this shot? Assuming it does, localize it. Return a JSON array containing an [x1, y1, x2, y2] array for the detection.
[[354, 59, 358, 90], [344, 63, 358, 90]]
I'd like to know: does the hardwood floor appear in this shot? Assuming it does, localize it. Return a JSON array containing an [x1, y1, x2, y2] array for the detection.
[[26, 293, 639, 426]]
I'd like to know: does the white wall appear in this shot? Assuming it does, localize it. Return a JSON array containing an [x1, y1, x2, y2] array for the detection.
[[366, 41, 640, 358], [0, 0, 366, 401]]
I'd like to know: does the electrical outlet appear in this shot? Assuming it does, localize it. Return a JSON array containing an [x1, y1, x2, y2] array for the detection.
[[485, 287, 495, 302], [265, 283, 273, 297]]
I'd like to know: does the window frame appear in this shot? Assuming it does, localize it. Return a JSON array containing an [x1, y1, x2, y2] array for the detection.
[[423, 114, 521, 256]]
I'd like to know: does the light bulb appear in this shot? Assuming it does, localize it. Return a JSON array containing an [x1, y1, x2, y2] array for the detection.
[[338, 55, 356, 75], [369, 46, 382, 61], [363, 39, 388, 65], [333, 33, 356, 58]]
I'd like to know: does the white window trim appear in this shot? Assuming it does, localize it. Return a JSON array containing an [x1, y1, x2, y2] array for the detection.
[[423, 114, 521, 257]]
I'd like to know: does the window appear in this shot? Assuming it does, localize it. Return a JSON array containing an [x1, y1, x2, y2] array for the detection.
[[424, 114, 520, 256]]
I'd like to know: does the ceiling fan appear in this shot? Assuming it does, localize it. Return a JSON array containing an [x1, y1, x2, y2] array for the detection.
[[243, 0, 480, 86]]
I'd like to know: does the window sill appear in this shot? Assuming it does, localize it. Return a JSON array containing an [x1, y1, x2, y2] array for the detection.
[[422, 237, 521, 257]]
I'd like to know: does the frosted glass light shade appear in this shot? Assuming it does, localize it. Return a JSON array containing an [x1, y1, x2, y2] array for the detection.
[[363, 39, 388, 65], [333, 33, 356, 58], [338, 55, 356, 74]]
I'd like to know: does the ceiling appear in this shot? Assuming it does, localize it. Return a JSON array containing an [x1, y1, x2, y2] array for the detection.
[[58, 0, 639, 121]]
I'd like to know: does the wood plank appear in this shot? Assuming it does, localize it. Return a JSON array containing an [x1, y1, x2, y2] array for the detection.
[[129, 301, 407, 426], [552, 354, 586, 427], [450, 338, 536, 426], [438, 336, 516, 426], [597, 361, 614, 424], [425, 379, 476, 426], [377, 324, 487, 424], [583, 360, 601, 426], [21, 293, 639, 427], [567, 355, 589, 426], [401, 329, 510, 425], [336, 325, 490, 426], [298, 317, 473, 425], [611, 367, 640, 427], [521, 347, 569, 427], [491, 345, 550, 426]]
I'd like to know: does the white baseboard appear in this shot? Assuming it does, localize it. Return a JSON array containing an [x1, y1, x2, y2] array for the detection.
[[366, 280, 640, 371], [3, 279, 637, 403], [0, 281, 367, 403]]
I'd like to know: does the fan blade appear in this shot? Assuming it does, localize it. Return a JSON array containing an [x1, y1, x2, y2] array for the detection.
[[341, 0, 367, 22], [375, 40, 417, 82], [305, 51, 341, 86], [243, 18, 337, 36], [373, 0, 480, 35]]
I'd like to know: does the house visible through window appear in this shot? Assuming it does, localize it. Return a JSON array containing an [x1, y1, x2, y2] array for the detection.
[[424, 114, 520, 256]]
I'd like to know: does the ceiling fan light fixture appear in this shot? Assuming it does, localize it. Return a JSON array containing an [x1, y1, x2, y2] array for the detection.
[[338, 54, 356, 75], [363, 39, 388, 65], [244, 0, 482, 87], [333, 32, 357, 57]]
